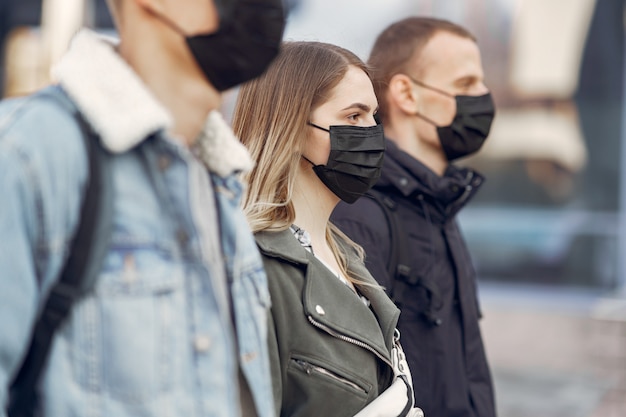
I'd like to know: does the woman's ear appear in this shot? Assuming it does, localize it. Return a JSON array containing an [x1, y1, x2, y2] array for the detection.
[[388, 74, 420, 116]]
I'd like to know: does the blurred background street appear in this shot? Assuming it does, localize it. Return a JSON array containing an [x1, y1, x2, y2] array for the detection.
[[1, 0, 625, 415], [480, 284, 626, 417]]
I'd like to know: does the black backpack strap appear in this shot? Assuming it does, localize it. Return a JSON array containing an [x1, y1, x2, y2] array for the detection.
[[8, 91, 113, 417], [364, 190, 412, 305], [366, 190, 443, 326]]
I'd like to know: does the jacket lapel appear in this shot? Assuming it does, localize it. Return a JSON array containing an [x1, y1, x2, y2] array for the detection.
[[256, 229, 398, 361]]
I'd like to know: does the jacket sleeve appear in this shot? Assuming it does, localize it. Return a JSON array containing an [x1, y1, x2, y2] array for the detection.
[[0, 97, 87, 415], [331, 198, 394, 291], [0, 139, 43, 413]]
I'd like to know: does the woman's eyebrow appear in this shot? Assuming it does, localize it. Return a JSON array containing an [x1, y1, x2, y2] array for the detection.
[[341, 103, 376, 112]]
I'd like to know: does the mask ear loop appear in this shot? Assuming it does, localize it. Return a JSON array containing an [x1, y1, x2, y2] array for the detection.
[[143, 4, 189, 36], [406, 76, 454, 98], [307, 122, 330, 132], [301, 155, 318, 167], [404, 76, 454, 128], [414, 112, 442, 127], [302, 122, 330, 167]]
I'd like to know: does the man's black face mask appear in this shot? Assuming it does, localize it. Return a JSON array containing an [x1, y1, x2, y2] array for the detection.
[[152, 0, 286, 91], [410, 78, 496, 161]]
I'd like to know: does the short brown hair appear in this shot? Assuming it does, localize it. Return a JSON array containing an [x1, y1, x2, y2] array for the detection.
[[368, 17, 475, 123]]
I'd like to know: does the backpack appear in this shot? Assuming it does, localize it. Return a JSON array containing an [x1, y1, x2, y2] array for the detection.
[[7, 90, 113, 417], [365, 189, 442, 326]]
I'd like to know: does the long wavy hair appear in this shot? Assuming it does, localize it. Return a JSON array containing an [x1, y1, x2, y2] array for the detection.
[[233, 41, 369, 284]]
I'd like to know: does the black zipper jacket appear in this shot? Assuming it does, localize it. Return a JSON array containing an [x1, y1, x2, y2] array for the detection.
[[331, 139, 496, 417]]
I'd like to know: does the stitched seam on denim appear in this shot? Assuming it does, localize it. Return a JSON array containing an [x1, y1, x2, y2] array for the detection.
[[11, 146, 47, 285]]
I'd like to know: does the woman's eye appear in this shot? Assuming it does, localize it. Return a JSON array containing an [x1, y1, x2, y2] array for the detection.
[[347, 113, 360, 122]]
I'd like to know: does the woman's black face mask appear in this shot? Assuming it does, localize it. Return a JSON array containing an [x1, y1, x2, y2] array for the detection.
[[303, 123, 385, 204]]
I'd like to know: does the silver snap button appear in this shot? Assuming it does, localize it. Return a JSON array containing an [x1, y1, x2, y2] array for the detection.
[[315, 305, 325, 316]]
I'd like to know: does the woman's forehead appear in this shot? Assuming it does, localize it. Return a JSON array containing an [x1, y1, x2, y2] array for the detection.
[[325, 66, 377, 108]]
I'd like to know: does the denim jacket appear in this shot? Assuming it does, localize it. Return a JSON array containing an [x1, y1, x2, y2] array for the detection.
[[0, 30, 274, 417]]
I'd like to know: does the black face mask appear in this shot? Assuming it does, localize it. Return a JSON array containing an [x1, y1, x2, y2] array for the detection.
[[303, 123, 385, 204], [410, 78, 495, 161], [150, 0, 285, 91]]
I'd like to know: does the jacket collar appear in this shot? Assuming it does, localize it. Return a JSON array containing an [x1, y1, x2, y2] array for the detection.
[[376, 139, 484, 220], [256, 229, 399, 358], [255, 228, 311, 266], [52, 29, 252, 177]]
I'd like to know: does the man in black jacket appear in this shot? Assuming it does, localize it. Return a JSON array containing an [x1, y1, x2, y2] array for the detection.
[[331, 17, 497, 417]]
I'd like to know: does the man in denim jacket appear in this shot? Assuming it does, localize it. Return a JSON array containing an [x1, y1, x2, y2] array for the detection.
[[0, 0, 284, 416]]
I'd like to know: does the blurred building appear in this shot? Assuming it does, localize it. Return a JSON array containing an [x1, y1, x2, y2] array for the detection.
[[0, 0, 113, 97], [458, 0, 625, 294]]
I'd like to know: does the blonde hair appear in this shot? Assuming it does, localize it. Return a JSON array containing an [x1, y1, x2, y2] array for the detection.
[[233, 41, 368, 284]]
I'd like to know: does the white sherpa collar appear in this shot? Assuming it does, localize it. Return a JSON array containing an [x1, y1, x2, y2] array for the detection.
[[52, 29, 253, 177]]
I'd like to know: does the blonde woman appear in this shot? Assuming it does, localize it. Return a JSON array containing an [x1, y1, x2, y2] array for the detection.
[[233, 41, 422, 417]]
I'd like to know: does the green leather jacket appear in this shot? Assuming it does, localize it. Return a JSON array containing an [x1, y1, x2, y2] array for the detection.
[[256, 229, 401, 417]]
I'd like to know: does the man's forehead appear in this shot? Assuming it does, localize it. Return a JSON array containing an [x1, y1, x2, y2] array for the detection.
[[412, 31, 484, 82]]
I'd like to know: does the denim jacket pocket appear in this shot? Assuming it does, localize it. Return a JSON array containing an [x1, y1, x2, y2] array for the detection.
[[74, 241, 185, 403], [232, 258, 271, 348], [240, 260, 271, 309]]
